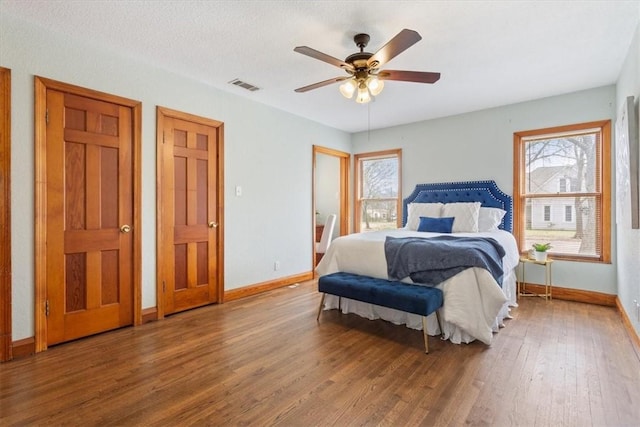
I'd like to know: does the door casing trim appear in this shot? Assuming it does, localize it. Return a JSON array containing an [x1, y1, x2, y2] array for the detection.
[[34, 76, 142, 352], [0, 67, 11, 361]]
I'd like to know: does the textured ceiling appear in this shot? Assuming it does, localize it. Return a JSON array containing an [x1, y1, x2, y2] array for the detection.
[[1, 0, 639, 133]]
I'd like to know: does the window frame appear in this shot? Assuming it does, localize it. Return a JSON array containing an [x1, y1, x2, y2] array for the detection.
[[513, 120, 611, 263], [354, 149, 402, 233]]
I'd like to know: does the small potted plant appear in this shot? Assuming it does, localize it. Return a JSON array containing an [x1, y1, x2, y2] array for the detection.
[[531, 243, 552, 262]]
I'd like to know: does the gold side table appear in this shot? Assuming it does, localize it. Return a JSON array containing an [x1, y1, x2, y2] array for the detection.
[[518, 256, 553, 300]]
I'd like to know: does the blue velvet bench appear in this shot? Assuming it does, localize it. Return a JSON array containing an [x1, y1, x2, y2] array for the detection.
[[317, 272, 444, 353]]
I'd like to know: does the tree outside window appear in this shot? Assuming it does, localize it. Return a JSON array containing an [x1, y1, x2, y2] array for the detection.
[[354, 149, 401, 232], [514, 121, 611, 262]]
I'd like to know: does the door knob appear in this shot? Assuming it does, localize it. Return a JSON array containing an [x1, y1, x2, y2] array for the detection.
[[208, 221, 218, 228], [120, 224, 131, 233]]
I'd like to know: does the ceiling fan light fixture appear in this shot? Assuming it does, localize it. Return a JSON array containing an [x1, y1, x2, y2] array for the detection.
[[355, 83, 371, 104], [366, 76, 384, 96], [339, 78, 357, 98]]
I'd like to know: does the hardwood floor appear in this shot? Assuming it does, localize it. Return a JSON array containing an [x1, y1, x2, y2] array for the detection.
[[1, 279, 639, 426]]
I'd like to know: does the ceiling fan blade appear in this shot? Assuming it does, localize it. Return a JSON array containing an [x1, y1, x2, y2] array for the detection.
[[377, 70, 441, 84], [294, 46, 354, 71], [367, 29, 422, 69], [294, 76, 350, 93]]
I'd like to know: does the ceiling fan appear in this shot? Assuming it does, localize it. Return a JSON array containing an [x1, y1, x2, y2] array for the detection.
[[293, 29, 440, 104]]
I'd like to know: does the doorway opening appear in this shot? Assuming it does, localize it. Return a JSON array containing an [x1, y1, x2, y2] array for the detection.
[[312, 146, 350, 268]]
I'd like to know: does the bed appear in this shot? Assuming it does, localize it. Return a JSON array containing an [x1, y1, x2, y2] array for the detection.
[[315, 180, 519, 345]]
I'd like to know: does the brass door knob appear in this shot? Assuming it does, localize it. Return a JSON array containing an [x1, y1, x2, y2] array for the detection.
[[208, 221, 218, 228], [120, 224, 131, 233]]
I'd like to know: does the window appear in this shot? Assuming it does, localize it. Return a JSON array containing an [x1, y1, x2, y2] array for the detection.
[[514, 120, 611, 262], [559, 177, 570, 192], [354, 149, 402, 232], [565, 205, 573, 222]]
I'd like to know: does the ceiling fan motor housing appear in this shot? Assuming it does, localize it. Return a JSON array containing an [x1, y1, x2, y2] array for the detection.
[[345, 52, 374, 70]]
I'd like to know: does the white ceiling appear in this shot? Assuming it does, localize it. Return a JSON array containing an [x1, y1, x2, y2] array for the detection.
[[2, 0, 639, 133]]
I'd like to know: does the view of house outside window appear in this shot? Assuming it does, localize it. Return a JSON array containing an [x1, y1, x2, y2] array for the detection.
[[355, 149, 402, 232], [514, 121, 611, 262]]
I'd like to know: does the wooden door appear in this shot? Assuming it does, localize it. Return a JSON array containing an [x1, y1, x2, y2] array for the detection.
[[157, 108, 223, 316], [44, 89, 135, 345]]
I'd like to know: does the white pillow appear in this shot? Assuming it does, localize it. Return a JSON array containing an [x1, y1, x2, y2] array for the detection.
[[405, 203, 443, 230], [478, 207, 506, 232], [441, 202, 481, 233]]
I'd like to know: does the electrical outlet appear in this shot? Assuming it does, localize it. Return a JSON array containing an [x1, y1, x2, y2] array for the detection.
[[274, 261, 280, 271]]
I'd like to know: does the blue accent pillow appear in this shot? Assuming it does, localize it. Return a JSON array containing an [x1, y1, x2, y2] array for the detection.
[[418, 216, 455, 233]]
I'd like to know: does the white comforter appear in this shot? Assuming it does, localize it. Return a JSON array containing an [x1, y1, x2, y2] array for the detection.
[[315, 229, 520, 345]]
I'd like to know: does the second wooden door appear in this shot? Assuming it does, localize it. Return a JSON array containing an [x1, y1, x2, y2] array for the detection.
[[158, 108, 223, 315]]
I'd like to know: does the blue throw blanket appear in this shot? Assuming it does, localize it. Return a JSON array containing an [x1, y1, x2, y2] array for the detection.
[[384, 236, 505, 287]]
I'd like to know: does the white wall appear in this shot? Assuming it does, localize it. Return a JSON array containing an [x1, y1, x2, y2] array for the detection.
[[352, 86, 618, 294], [615, 17, 640, 338], [1, 15, 351, 340]]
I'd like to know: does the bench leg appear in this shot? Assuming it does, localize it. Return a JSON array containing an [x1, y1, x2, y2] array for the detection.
[[422, 316, 429, 354], [435, 310, 444, 339], [316, 293, 326, 321]]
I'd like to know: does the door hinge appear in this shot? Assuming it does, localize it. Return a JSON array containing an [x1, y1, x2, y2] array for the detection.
[[163, 280, 166, 293], [162, 131, 166, 144], [45, 108, 49, 125], [45, 300, 50, 317]]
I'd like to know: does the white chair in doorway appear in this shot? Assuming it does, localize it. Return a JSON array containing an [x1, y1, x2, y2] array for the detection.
[[315, 214, 336, 265]]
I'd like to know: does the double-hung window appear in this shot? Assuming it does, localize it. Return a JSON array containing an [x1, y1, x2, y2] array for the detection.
[[354, 149, 402, 232], [565, 205, 573, 223], [559, 177, 570, 192], [513, 121, 611, 262]]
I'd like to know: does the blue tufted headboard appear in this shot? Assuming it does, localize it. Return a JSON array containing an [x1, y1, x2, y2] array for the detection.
[[402, 180, 513, 232]]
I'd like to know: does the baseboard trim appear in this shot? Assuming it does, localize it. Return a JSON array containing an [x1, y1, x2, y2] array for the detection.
[[616, 297, 640, 362], [520, 282, 616, 306], [224, 271, 314, 302], [141, 307, 158, 324], [11, 337, 35, 359]]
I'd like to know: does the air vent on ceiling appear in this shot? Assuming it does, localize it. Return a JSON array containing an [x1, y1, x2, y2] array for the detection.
[[228, 78, 261, 92]]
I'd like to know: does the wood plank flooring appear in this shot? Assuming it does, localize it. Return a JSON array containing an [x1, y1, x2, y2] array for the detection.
[[1, 279, 639, 426]]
